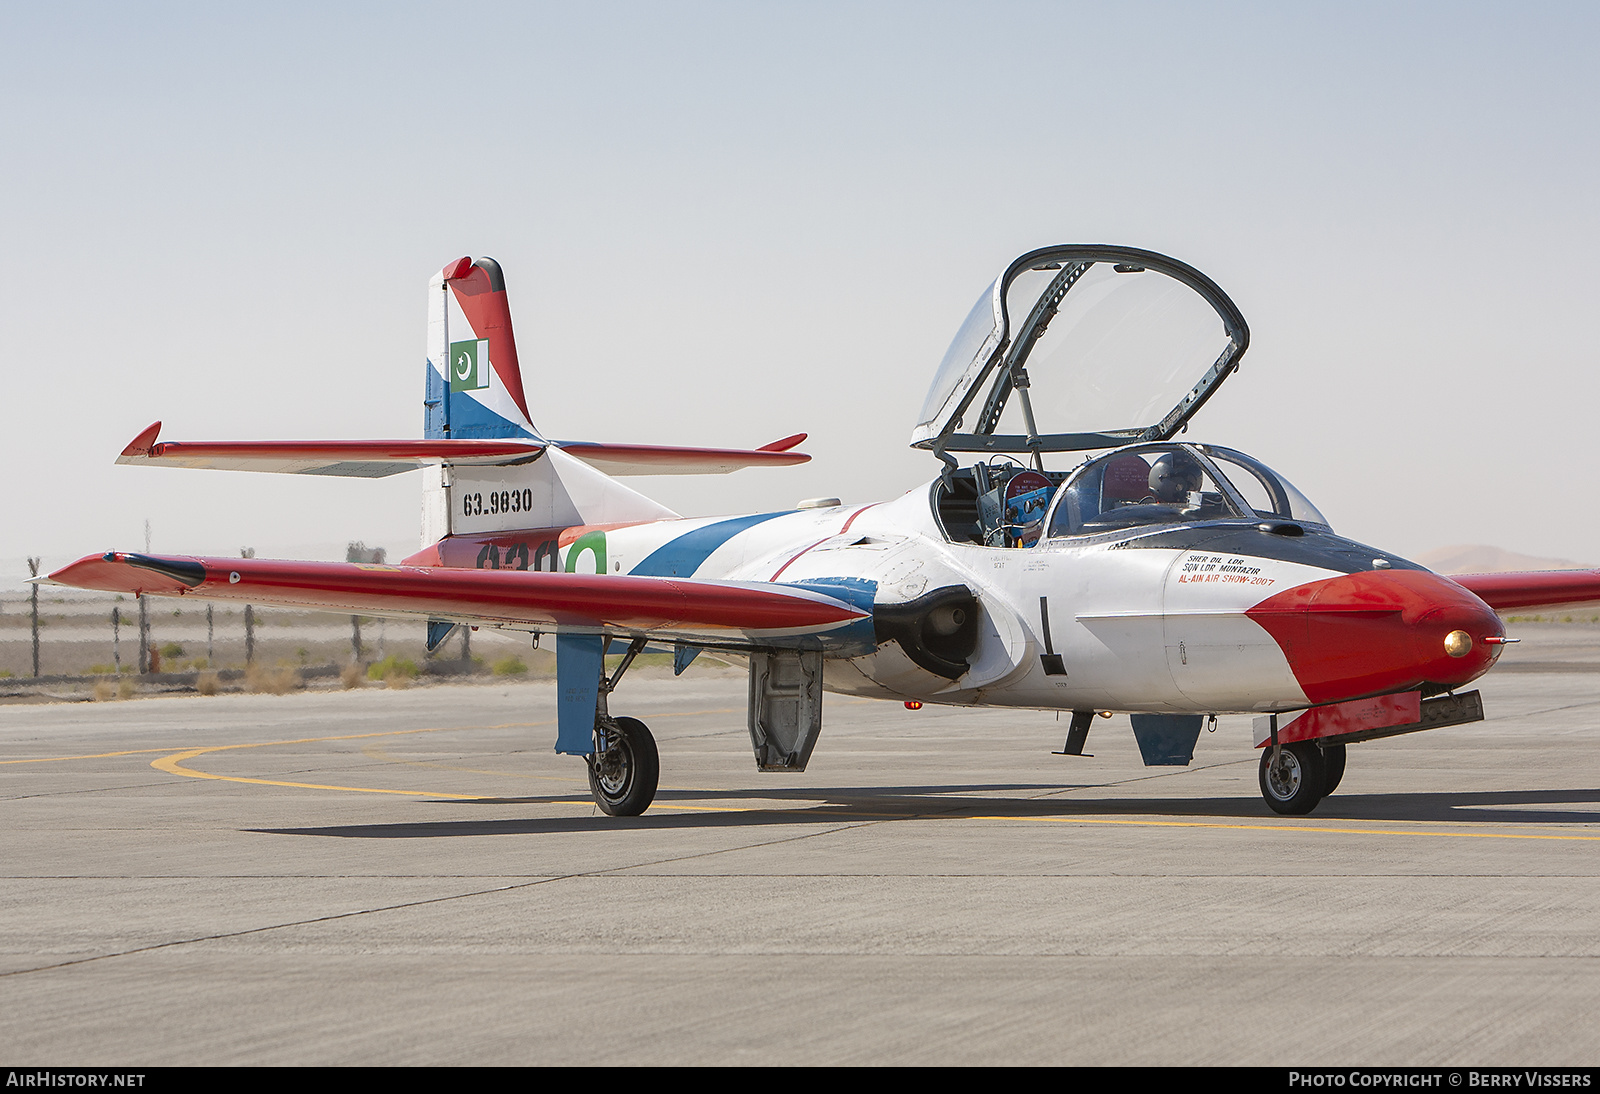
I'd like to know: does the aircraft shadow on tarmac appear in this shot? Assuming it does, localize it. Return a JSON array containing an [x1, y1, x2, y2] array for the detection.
[[249, 784, 1600, 839]]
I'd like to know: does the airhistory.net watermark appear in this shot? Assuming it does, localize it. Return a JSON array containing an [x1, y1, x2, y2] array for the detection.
[[5, 1075, 145, 1088]]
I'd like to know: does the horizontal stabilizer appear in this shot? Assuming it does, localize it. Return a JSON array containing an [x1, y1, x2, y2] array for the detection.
[[117, 423, 808, 478], [48, 552, 869, 644], [1450, 569, 1600, 610], [117, 422, 543, 478], [538, 434, 810, 476]]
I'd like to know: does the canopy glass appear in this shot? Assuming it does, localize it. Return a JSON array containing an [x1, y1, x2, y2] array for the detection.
[[912, 245, 1250, 456]]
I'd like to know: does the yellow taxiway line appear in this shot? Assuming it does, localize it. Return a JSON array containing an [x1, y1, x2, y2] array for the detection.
[[148, 722, 549, 799], [10, 710, 1595, 842], [147, 706, 756, 802], [969, 815, 1600, 842]]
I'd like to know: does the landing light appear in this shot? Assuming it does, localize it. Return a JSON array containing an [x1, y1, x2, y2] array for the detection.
[[1444, 630, 1474, 658]]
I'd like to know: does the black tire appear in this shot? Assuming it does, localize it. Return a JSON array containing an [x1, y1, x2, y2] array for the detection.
[[1320, 742, 1347, 796], [587, 716, 659, 817], [1258, 741, 1326, 815]]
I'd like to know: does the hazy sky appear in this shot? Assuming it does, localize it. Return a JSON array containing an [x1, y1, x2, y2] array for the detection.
[[4, 1, 1597, 588]]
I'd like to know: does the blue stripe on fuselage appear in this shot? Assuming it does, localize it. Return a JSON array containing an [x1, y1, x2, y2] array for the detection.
[[631, 512, 791, 578], [779, 576, 879, 656]]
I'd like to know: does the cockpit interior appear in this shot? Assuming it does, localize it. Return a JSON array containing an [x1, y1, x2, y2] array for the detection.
[[932, 443, 1329, 547]]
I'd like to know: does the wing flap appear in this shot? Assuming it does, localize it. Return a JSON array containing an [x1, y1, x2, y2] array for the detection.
[[1450, 570, 1600, 611], [47, 552, 868, 642]]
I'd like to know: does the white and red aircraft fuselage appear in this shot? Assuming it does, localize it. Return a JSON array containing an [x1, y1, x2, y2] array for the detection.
[[49, 245, 1600, 817]]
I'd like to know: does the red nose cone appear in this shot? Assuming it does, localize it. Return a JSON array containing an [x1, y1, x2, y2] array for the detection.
[[1246, 570, 1503, 704]]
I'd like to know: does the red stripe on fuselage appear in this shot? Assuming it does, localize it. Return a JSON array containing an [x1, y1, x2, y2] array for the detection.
[[769, 504, 879, 580], [1246, 569, 1504, 704]]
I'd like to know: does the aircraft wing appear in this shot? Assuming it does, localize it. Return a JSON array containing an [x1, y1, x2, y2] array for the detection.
[[1450, 570, 1600, 610], [116, 423, 808, 478], [46, 552, 868, 643]]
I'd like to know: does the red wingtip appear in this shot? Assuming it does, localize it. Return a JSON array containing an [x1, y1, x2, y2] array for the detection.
[[441, 256, 473, 281], [121, 421, 162, 458], [47, 552, 183, 596], [401, 542, 447, 568], [758, 433, 808, 452]]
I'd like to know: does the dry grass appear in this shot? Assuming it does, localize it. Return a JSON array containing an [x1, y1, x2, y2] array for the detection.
[[245, 665, 302, 695], [366, 656, 418, 682], [93, 681, 115, 702], [195, 671, 220, 696], [340, 663, 365, 689], [116, 677, 135, 700], [363, 655, 419, 689]]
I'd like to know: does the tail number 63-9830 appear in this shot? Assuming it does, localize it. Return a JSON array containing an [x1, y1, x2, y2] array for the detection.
[[463, 489, 535, 517]]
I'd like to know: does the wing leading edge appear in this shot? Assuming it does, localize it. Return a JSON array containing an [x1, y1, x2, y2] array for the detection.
[[1450, 570, 1600, 611], [47, 552, 868, 644]]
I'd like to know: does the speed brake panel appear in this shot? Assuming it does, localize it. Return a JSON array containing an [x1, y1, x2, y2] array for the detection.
[[748, 648, 824, 771]]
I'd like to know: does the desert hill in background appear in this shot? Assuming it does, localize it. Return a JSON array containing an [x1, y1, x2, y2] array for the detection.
[[1416, 545, 1596, 574]]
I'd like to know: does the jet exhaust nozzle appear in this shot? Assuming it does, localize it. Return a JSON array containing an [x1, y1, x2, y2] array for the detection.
[[873, 585, 980, 679]]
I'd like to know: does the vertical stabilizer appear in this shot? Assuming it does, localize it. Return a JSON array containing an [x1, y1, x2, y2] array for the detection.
[[417, 255, 680, 549], [425, 257, 538, 440]]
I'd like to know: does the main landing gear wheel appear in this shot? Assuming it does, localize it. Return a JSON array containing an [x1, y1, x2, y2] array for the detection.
[[1320, 742, 1347, 797], [1259, 741, 1326, 815], [587, 716, 659, 817]]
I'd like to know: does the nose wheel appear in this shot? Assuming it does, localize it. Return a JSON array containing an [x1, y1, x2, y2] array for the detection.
[[1259, 740, 1326, 815], [587, 716, 659, 816], [1320, 741, 1346, 796]]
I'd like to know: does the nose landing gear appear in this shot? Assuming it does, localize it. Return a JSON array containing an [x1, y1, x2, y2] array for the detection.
[[1259, 740, 1326, 815], [1320, 741, 1346, 797]]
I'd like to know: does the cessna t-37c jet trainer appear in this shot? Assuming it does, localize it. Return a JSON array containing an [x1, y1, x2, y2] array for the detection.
[[50, 245, 1600, 816]]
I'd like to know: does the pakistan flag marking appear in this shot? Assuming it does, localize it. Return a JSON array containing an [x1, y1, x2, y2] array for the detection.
[[449, 338, 491, 392]]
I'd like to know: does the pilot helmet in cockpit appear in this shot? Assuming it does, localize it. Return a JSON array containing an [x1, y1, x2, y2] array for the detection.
[[1148, 451, 1204, 504]]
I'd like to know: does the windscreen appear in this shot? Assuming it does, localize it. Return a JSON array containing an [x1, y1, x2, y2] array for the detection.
[[1201, 446, 1330, 527]]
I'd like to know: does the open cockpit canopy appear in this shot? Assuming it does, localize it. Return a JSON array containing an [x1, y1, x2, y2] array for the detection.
[[912, 245, 1249, 456]]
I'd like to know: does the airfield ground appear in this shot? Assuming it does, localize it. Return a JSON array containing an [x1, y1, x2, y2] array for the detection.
[[2, 623, 1598, 1066]]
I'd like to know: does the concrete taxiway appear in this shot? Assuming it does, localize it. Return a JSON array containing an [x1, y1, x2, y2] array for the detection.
[[2, 645, 1599, 1065]]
